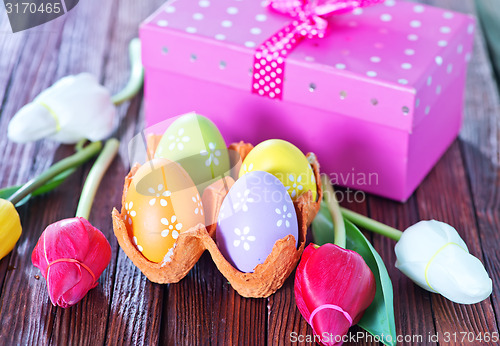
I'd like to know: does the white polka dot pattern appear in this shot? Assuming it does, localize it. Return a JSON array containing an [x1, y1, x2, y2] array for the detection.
[[380, 14, 392, 22], [251, 0, 384, 99], [199, 0, 210, 8], [146, 0, 476, 118], [251, 21, 312, 99]]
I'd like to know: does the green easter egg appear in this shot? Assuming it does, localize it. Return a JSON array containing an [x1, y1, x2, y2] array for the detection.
[[155, 113, 230, 192]]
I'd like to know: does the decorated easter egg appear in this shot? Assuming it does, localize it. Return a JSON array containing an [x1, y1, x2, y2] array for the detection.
[[155, 113, 230, 192], [239, 139, 317, 201], [216, 171, 298, 273], [123, 158, 205, 263]]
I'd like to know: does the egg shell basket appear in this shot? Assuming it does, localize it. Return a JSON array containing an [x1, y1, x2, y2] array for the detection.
[[112, 138, 322, 298]]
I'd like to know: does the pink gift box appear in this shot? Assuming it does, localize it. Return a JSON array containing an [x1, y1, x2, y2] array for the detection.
[[139, 0, 475, 202]]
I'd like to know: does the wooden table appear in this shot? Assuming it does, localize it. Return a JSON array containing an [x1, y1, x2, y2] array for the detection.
[[0, 0, 499, 345]]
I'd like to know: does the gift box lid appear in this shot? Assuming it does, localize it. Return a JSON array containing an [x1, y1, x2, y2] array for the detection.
[[140, 0, 475, 133]]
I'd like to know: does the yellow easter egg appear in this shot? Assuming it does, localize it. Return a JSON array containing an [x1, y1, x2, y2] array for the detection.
[[239, 139, 317, 201], [124, 158, 205, 263]]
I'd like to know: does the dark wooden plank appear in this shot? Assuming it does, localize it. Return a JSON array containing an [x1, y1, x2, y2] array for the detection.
[[267, 186, 380, 346], [268, 272, 378, 346], [0, 10, 68, 307], [369, 0, 500, 343], [0, 0, 497, 344], [474, 0, 500, 83], [428, 0, 500, 335], [0, 14, 30, 302], [105, 226, 164, 346], [48, 154, 123, 346], [0, 20, 26, 110], [368, 195, 437, 346], [457, 0, 500, 332], [268, 273, 313, 346], [161, 250, 267, 345], [46, 0, 171, 342], [416, 142, 498, 343], [104, 94, 165, 346], [37, 1, 129, 345], [0, 19, 68, 346], [101, 0, 168, 344], [0, 0, 120, 344], [0, 144, 79, 345], [267, 0, 499, 342]]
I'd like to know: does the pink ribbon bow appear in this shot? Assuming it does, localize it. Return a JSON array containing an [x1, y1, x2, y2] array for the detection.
[[251, 0, 383, 100]]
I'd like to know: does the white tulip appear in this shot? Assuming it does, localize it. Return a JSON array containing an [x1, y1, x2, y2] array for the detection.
[[8, 73, 116, 144], [395, 220, 492, 304]]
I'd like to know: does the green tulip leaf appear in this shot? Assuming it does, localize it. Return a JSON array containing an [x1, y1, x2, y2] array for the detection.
[[31, 167, 76, 197], [0, 186, 20, 200], [0, 167, 76, 207], [312, 201, 397, 346], [311, 201, 336, 244]]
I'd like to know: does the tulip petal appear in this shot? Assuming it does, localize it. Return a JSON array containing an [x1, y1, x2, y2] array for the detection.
[[395, 220, 492, 304], [7, 102, 58, 143], [32, 217, 112, 308], [394, 220, 468, 264], [295, 244, 376, 345], [313, 204, 397, 345], [10, 73, 116, 144], [427, 246, 492, 304], [395, 261, 436, 292], [47, 261, 85, 308], [0, 199, 22, 260]]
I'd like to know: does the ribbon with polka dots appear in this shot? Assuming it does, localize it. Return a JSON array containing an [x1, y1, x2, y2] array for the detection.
[[252, 0, 384, 100]]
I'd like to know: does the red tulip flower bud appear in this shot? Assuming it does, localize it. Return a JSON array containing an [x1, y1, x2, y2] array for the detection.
[[295, 243, 376, 345], [32, 217, 112, 308]]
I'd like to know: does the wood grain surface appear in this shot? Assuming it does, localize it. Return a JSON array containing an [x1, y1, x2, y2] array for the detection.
[[0, 0, 499, 345]]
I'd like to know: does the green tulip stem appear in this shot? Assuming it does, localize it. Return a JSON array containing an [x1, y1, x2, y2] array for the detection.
[[76, 139, 119, 219], [111, 38, 144, 105], [340, 207, 403, 241], [8, 141, 103, 206], [321, 174, 346, 248], [75, 139, 88, 152]]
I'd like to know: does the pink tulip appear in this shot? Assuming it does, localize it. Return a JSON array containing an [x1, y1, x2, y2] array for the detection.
[[295, 243, 376, 345], [32, 217, 112, 308]]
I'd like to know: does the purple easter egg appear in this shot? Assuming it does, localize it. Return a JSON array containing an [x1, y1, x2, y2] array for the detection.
[[216, 170, 298, 273]]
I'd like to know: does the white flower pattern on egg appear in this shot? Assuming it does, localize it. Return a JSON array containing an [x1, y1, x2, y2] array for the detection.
[[167, 128, 190, 151], [241, 163, 254, 175], [192, 194, 203, 215], [132, 236, 144, 252], [148, 184, 171, 207], [216, 171, 299, 272], [161, 215, 183, 239], [233, 189, 255, 212], [285, 174, 303, 198], [275, 205, 293, 228], [124, 201, 136, 225], [218, 204, 225, 221], [233, 227, 256, 251], [200, 142, 222, 167]]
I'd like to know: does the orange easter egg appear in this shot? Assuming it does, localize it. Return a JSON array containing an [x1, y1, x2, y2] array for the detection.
[[123, 158, 205, 263]]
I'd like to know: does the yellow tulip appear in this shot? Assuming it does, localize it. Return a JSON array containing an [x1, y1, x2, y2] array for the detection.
[[0, 198, 22, 260]]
